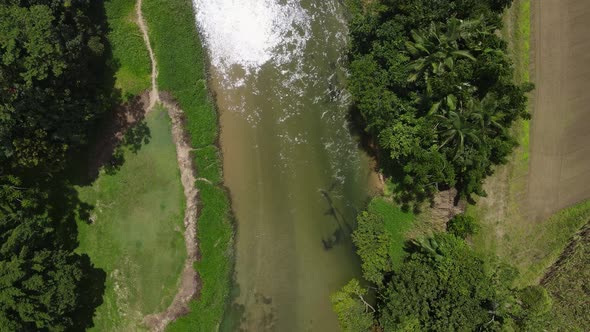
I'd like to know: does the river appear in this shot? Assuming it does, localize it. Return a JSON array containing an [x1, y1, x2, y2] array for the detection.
[[192, 0, 375, 330]]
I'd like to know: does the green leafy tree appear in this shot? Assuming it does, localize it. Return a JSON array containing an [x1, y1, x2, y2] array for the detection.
[[406, 18, 479, 86], [0, 1, 111, 328], [447, 214, 479, 238], [0, 185, 89, 330], [352, 211, 392, 285], [336, 212, 553, 331], [331, 279, 375, 332], [0, 0, 111, 174]]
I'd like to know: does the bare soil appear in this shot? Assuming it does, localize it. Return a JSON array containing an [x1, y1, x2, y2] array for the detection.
[[132, 0, 201, 330], [526, 0, 590, 221]]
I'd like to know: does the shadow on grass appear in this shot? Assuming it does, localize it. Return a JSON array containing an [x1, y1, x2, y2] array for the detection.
[[26, 0, 152, 329]]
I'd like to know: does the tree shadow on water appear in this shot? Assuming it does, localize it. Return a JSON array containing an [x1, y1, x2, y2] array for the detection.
[[319, 182, 356, 250]]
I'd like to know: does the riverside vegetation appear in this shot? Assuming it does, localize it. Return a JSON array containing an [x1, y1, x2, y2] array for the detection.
[[142, 0, 234, 330], [332, 0, 561, 331], [0, 0, 231, 330]]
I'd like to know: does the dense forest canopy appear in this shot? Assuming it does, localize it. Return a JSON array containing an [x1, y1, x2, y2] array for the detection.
[[0, 0, 111, 174], [333, 209, 552, 331], [0, 0, 111, 329], [347, 0, 532, 203]]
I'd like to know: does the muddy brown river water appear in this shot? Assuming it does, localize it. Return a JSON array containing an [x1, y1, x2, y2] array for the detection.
[[192, 0, 376, 330]]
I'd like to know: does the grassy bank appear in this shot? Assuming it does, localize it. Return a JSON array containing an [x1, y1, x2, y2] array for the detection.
[[366, 198, 415, 268], [104, 0, 151, 98], [479, 200, 590, 286], [142, 0, 234, 330], [76, 106, 186, 330]]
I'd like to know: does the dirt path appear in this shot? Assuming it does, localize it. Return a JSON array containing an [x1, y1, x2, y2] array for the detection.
[[526, 0, 590, 221], [135, 0, 200, 330]]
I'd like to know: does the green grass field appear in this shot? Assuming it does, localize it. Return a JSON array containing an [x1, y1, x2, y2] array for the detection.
[[366, 198, 415, 268], [105, 0, 151, 99], [142, 0, 234, 330], [76, 106, 186, 331], [73, 1, 188, 329]]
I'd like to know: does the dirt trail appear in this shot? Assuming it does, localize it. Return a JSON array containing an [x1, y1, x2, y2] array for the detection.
[[135, 0, 200, 330], [526, 0, 590, 221]]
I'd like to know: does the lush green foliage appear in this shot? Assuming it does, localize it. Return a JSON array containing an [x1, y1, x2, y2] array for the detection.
[[347, 0, 531, 203], [353, 198, 414, 285], [0, 0, 114, 328], [0, 184, 102, 331], [336, 230, 552, 331], [380, 234, 520, 331], [0, 0, 112, 174], [142, 0, 234, 330], [447, 213, 479, 238], [330, 279, 374, 332]]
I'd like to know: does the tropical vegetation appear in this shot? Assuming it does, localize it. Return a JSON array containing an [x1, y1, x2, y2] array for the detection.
[[332, 0, 565, 331], [347, 0, 532, 204], [333, 210, 552, 331]]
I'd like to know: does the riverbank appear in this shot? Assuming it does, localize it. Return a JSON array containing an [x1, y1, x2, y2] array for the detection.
[[141, 0, 234, 330]]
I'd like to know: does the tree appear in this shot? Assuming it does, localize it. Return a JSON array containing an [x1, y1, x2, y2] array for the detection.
[[0, 185, 87, 330], [406, 18, 479, 87], [447, 214, 479, 238], [352, 211, 392, 285], [0, 0, 111, 174], [331, 279, 375, 332], [335, 219, 553, 331], [0, 1, 111, 328]]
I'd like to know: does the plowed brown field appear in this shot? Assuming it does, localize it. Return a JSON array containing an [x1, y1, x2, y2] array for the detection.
[[527, 0, 590, 221]]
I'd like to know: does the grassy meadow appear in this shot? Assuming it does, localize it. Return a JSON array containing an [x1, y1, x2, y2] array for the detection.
[[366, 198, 415, 268], [73, 0, 188, 329], [104, 0, 151, 98], [142, 0, 234, 330], [76, 106, 186, 330]]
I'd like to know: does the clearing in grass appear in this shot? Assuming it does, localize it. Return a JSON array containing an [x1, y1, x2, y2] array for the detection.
[[76, 105, 186, 331]]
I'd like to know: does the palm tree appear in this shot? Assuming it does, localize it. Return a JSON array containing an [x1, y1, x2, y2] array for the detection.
[[405, 18, 480, 88], [472, 93, 505, 136], [434, 102, 482, 160]]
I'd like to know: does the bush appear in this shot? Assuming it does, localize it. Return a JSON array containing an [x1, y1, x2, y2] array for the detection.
[[447, 214, 479, 238]]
